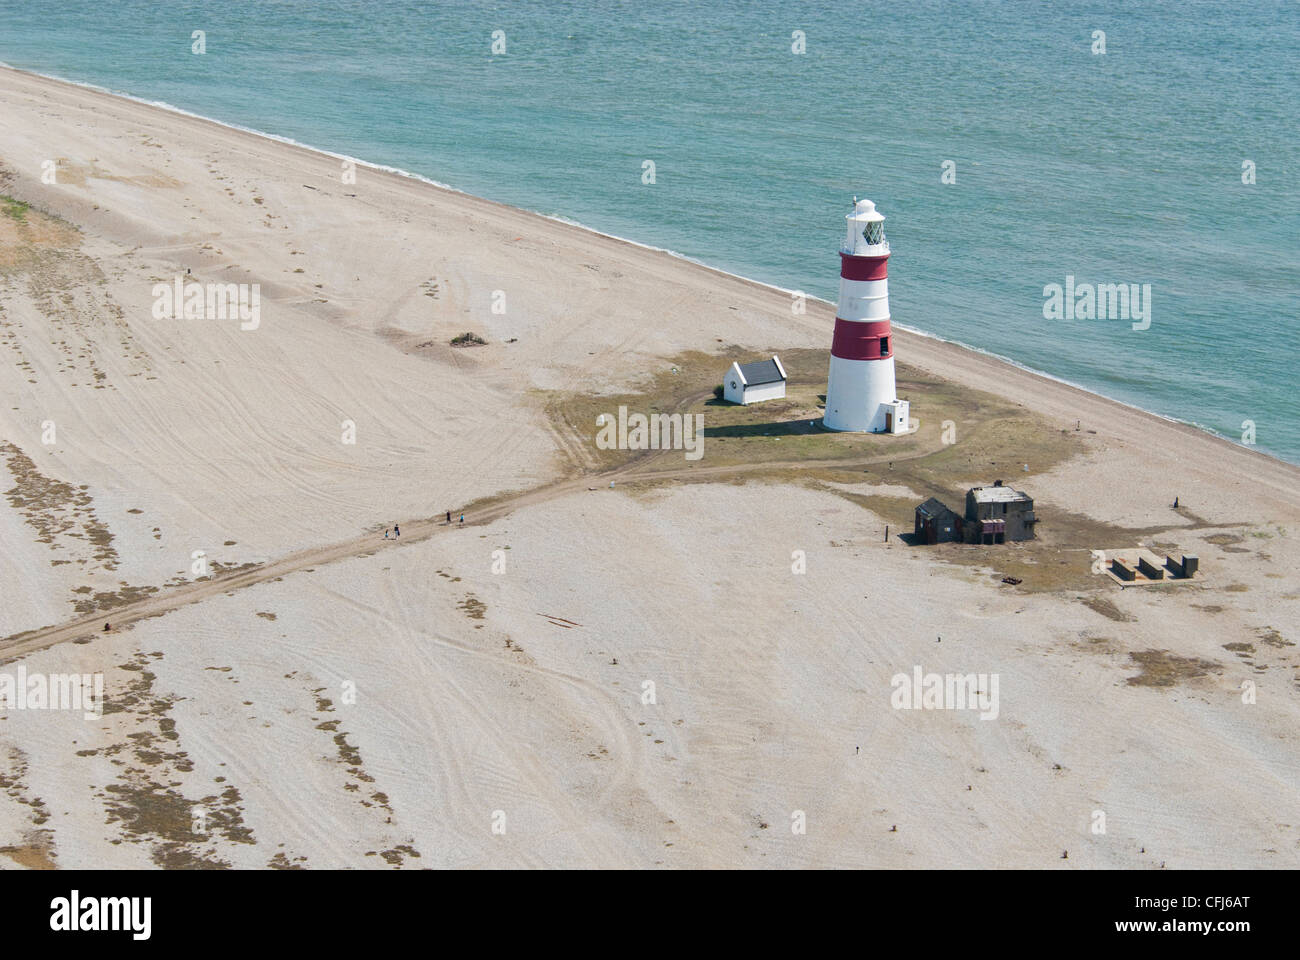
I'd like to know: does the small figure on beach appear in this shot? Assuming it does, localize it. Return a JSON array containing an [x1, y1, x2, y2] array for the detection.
[[446, 510, 451, 523], [383, 528, 389, 539], [104, 622, 110, 632], [394, 523, 400, 537], [459, 514, 464, 525], [1173, 496, 1180, 508]]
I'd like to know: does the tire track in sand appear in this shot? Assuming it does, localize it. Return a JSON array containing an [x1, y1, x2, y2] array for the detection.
[[0, 413, 946, 664]]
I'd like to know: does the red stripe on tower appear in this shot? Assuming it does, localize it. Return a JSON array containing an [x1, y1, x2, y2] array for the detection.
[[831, 318, 893, 360], [839, 252, 890, 282]]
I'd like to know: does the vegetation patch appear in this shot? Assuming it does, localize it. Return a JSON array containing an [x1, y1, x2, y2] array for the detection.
[[458, 594, 487, 621], [1081, 596, 1135, 622], [0, 748, 54, 865], [1125, 650, 1222, 687], [1, 196, 30, 222], [1, 441, 117, 571], [1255, 627, 1293, 648], [89, 652, 254, 868]]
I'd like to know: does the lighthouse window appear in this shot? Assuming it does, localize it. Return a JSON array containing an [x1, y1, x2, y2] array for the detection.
[[863, 222, 884, 245], [879, 336, 889, 355]]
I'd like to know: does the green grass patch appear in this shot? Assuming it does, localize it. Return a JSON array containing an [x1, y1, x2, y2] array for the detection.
[[1, 196, 30, 222]]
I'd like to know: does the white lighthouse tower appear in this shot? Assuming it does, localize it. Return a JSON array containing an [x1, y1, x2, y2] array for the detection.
[[824, 198, 909, 434]]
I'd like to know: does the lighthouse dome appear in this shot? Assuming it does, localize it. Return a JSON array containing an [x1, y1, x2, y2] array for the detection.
[[844, 196, 888, 254], [847, 197, 885, 224]]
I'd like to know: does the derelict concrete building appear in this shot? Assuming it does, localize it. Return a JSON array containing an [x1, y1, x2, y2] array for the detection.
[[964, 482, 1036, 544]]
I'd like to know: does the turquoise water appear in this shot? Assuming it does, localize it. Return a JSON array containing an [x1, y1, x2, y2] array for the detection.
[[2, 0, 1297, 463]]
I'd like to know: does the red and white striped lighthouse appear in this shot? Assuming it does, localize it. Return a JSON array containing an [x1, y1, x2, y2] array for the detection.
[[824, 198, 909, 434]]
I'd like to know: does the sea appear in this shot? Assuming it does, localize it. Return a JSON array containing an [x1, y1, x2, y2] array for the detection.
[[1, 0, 1296, 463]]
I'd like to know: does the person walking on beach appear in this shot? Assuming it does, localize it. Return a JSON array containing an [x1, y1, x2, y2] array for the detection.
[[446, 510, 451, 524], [394, 523, 400, 538], [383, 527, 389, 539], [459, 514, 464, 525]]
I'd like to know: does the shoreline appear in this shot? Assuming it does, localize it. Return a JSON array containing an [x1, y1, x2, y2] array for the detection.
[[0, 61, 1287, 470]]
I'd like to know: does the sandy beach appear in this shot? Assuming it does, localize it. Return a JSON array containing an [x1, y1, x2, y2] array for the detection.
[[1, 64, 1297, 869]]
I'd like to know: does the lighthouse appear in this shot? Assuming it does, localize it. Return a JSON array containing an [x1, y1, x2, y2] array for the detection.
[[824, 198, 909, 434]]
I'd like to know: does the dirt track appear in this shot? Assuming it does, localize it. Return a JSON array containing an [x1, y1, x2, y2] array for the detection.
[[0, 422, 944, 665]]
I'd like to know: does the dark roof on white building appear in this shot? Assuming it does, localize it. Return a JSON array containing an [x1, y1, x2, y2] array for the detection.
[[737, 358, 785, 386]]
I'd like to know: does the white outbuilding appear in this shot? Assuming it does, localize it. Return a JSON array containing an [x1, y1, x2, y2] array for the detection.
[[723, 356, 787, 405]]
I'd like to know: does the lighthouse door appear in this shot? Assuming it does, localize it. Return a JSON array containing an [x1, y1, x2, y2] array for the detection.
[[885, 411, 894, 433]]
